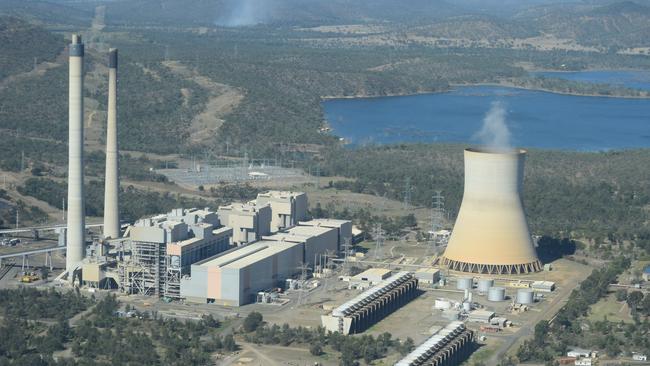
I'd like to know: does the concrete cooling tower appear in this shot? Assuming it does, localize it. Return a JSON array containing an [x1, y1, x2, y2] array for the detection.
[[441, 148, 541, 275]]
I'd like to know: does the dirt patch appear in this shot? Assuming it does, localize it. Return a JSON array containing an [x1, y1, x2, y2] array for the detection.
[[163, 61, 244, 144]]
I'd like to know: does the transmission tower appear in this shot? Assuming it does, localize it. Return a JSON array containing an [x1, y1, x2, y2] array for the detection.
[[341, 237, 353, 275], [296, 262, 310, 306], [372, 224, 385, 260]]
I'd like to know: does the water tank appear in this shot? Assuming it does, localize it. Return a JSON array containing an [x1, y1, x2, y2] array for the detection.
[[462, 302, 472, 312], [516, 289, 534, 304], [456, 277, 473, 290], [477, 278, 494, 293], [487, 287, 506, 302]]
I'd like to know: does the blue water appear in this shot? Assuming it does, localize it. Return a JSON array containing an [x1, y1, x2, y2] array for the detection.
[[532, 70, 650, 91], [323, 72, 650, 151]]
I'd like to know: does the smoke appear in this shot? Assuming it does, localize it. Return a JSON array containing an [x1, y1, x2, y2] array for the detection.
[[474, 101, 512, 151], [215, 0, 271, 27]]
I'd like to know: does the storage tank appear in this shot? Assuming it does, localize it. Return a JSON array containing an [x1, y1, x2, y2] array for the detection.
[[441, 148, 542, 274], [516, 289, 534, 304], [462, 302, 472, 312], [487, 287, 506, 302], [477, 278, 494, 293], [456, 277, 473, 290]]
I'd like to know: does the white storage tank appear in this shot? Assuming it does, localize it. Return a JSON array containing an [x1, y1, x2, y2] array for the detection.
[[462, 302, 472, 312], [487, 287, 506, 302], [477, 278, 494, 293], [516, 289, 535, 304], [456, 277, 473, 290]]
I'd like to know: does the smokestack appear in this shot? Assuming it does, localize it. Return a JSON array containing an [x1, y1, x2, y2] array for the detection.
[[441, 148, 541, 275], [103, 48, 120, 239], [66, 34, 85, 274]]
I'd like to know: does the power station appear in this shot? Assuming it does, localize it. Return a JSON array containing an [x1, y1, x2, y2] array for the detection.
[[441, 148, 541, 274]]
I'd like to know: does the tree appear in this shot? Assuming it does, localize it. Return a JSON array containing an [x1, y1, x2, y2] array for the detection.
[[399, 337, 414, 355], [223, 334, 237, 351], [310, 342, 323, 356], [627, 291, 644, 312], [615, 289, 628, 302], [243, 312, 263, 332], [642, 294, 650, 316], [39, 267, 49, 282]]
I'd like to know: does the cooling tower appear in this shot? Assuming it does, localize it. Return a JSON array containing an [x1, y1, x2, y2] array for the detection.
[[103, 48, 120, 239], [66, 34, 86, 274], [441, 148, 541, 275]]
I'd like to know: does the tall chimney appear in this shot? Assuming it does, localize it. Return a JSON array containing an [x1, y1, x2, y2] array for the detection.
[[66, 34, 85, 274], [103, 48, 120, 239]]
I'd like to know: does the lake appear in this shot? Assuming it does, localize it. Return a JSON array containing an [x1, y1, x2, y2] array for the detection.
[[323, 71, 650, 151]]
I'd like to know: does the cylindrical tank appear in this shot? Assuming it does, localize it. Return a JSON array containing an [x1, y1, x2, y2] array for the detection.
[[477, 278, 494, 293], [462, 302, 472, 312], [456, 277, 473, 290], [487, 287, 506, 302], [516, 289, 534, 304]]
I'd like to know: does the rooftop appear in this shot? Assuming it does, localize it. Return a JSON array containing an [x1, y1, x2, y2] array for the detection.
[[644, 265, 650, 274], [353, 268, 392, 280], [198, 241, 301, 269]]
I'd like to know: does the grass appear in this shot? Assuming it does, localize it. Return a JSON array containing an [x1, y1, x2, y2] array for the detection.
[[588, 293, 632, 323]]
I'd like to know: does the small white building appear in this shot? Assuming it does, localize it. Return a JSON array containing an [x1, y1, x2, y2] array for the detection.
[[633, 353, 647, 361], [567, 349, 597, 358], [532, 281, 556, 292], [574, 358, 592, 366]]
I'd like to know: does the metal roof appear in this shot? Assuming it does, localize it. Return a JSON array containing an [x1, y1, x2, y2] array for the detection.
[[395, 321, 465, 366], [332, 271, 412, 317], [198, 241, 301, 269]]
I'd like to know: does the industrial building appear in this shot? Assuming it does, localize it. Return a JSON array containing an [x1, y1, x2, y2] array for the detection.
[[414, 268, 441, 284], [179, 218, 349, 305], [531, 281, 556, 292], [256, 191, 308, 232], [321, 272, 418, 335], [441, 148, 542, 275], [395, 321, 474, 366], [299, 218, 352, 252], [349, 268, 392, 289], [263, 225, 338, 267], [217, 202, 271, 245], [119, 208, 232, 298], [181, 240, 304, 306]]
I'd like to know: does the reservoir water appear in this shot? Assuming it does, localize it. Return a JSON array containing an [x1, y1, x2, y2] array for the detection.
[[323, 71, 650, 150]]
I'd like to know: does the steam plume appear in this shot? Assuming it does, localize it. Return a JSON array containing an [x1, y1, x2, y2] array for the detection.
[[216, 0, 270, 27], [474, 101, 512, 151]]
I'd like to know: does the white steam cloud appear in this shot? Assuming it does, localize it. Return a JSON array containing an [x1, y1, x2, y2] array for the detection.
[[216, 0, 270, 27], [474, 101, 512, 151]]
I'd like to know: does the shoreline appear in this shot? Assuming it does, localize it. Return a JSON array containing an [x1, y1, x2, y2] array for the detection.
[[322, 75, 650, 101]]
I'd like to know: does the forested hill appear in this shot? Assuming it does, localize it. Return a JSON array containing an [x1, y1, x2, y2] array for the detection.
[[0, 16, 64, 80], [0, 0, 92, 27], [517, 1, 650, 48]]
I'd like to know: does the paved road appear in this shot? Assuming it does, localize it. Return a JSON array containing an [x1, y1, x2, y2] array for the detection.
[[486, 270, 589, 365]]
